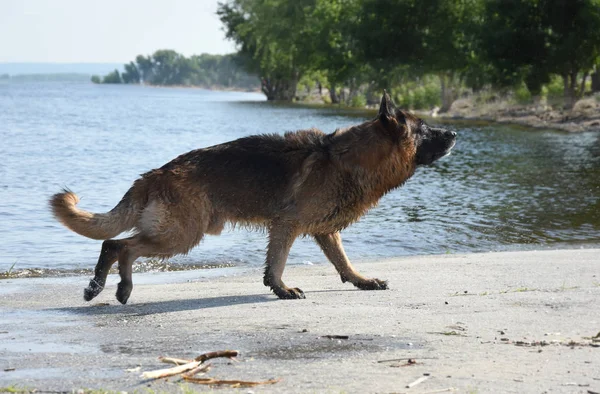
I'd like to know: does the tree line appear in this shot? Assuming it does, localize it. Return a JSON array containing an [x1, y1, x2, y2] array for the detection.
[[217, 0, 600, 110], [92, 50, 259, 91]]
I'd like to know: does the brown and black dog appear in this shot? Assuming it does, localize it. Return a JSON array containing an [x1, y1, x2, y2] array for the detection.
[[50, 92, 456, 304]]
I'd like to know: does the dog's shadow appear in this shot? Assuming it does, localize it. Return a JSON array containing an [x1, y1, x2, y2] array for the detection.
[[50, 293, 277, 317]]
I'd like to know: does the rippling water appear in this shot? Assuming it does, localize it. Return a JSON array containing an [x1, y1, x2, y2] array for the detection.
[[1, 81, 599, 276]]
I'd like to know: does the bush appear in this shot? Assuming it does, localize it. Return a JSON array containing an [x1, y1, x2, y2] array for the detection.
[[90, 75, 101, 84], [543, 75, 564, 99], [392, 78, 441, 110], [514, 83, 532, 104], [350, 93, 367, 108]]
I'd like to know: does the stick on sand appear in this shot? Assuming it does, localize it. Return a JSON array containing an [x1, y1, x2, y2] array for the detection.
[[195, 350, 239, 362], [142, 361, 202, 380]]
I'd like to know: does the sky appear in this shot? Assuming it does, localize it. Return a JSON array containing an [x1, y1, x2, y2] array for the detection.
[[0, 0, 237, 63]]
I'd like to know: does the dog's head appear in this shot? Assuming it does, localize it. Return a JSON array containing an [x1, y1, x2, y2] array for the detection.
[[378, 91, 456, 165]]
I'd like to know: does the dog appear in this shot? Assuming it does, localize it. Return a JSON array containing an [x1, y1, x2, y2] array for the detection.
[[50, 92, 456, 304]]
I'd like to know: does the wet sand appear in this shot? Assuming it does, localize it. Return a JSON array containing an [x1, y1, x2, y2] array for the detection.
[[1, 249, 599, 393]]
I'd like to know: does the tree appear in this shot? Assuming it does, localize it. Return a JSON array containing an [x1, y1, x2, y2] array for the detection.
[[90, 75, 101, 84], [102, 70, 122, 84], [482, 0, 600, 108], [97, 51, 258, 90], [135, 55, 154, 84], [121, 61, 140, 84], [301, 0, 365, 103], [481, 0, 550, 96], [544, 0, 600, 107], [355, 0, 484, 111], [218, 0, 315, 101]]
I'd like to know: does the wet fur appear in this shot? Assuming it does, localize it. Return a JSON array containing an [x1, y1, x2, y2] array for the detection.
[[50, 93, 456, 303]]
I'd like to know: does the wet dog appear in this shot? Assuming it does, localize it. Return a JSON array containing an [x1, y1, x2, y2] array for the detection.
[[50, 92, 456, 303]]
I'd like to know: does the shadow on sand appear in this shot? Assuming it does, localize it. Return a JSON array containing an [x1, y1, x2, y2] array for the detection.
[[48, 293, 277, 316]]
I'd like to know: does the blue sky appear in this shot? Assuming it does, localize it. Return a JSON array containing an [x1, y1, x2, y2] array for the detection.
[[0, 0, 237, 63]]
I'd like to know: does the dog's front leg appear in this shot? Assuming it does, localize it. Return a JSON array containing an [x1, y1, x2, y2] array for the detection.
[[314, 232, 388, 290], [263, 222, 305, 299]]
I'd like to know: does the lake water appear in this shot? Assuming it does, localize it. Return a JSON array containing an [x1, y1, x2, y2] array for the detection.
[[1, 81, 599, 276]]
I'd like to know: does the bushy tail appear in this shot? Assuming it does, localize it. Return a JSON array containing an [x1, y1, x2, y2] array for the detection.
[[49, 189, 139, 240]]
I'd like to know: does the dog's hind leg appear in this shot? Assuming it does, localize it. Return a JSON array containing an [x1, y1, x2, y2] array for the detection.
[[314, 232, 388, 290], [263, 222, 304, 299], [112, 235, 154, 305], [84, 239, 122, 301]]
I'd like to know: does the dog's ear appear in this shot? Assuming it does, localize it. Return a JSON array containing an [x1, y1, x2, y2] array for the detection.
[[379, 90, 406, 127], [378, 90, 394, 124]]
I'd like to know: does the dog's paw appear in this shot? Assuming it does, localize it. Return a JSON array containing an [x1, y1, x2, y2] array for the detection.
[[355, 278, 388, 291], [115, 282, 132, 305], [83, 278, 104, 301], [273, 286, 306, 300]]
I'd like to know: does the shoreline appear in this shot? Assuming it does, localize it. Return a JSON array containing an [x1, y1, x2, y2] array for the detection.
[[412, 95, 600, 133], [298, 94, 600, 133], [4, 242, 600, 280], [1, 248, 599, 393]]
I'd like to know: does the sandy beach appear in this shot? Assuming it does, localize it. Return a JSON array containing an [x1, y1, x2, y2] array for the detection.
[[1, 249, 599, 393]]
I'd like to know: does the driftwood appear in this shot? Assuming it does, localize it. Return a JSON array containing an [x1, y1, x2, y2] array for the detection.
[[195, 350, 239, 362], [142, 361, 202, 379], [183, 363, 212, 377], [159, 356, 194, 365], [406, 375, 430, 388], [143, 350, 258, 383], [182, 377, 281, 387]]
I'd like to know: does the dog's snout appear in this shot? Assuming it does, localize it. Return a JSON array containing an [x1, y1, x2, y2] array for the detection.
[[448, 130, 457, 138]]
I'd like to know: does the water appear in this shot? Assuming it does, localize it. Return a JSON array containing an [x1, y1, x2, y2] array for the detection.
[[1, 81, 599, 276]]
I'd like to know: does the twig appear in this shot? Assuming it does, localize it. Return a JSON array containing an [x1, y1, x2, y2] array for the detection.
[[159, 356, 194, 365], [183, 363, 212, 377], [422, 388, 456, 394], [406, 375, 430, 388], [195, 350, 239, 362], [321, 335, 349, 340], [182, 377, 281, 387], [378, 357, 438, 363], [142, 360, 202, 379]]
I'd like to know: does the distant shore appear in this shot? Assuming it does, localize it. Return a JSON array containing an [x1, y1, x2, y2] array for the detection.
[[1, 249, 599, 393]]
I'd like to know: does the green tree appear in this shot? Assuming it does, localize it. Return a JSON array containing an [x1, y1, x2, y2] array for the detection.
[[218, 0, 315, 101], [135, 55, 154, 84], [356, 0, 484, 111], [102, 69, 122, 84], [482, 0, 600, 107], [302, 0, 364, 103], [90, 75, 101, 84], [122, 61, 141, 84]]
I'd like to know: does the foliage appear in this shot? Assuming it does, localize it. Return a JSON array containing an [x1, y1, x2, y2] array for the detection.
[[392, 76, 442, 110], [102, 70, 122, 84], [90, 75, 101, 84], [542, 75, 566, 100], [218, 0, 316, 100], [350, 93, 367, 108], [214, 0, 600, 110], [98, 51, 258, 90], [481, 0, 600, 107], [514, 83, 533, 104]]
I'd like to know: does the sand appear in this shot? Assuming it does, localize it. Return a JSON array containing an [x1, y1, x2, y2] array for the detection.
[[1, 249, 599, 393]]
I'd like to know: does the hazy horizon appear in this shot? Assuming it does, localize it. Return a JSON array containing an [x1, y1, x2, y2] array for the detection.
[[0, 0, 236, 63]]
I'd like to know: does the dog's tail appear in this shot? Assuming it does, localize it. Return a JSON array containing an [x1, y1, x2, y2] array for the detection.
[[49, 188, 140, 240]]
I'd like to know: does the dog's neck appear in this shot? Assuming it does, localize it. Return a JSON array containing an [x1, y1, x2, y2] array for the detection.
[[329, 121, 417, 206]]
